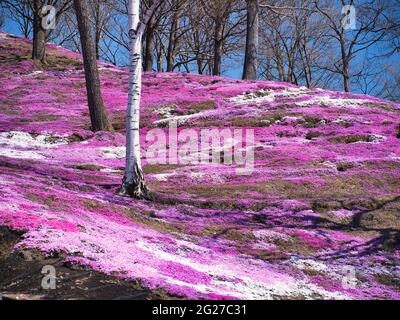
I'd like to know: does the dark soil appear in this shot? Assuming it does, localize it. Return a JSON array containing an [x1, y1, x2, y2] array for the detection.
[[0, 227, 176, 300]]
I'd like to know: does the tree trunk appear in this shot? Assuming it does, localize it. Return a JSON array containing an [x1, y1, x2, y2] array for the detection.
[[73, 0, 113, 132], [166, 10, 179, 72], [95, 30, 101, 60], [94, 3, 101, 60], [156, 39, 163, 72], [197, 58, 203, 75], [343, 61, 350, 92], [144, 1, 156, 72], [144, 28, 155, 71], [242, 0, 259, 80], [339, 37, 351, 93], [343, 73, 350, 92], [119, 0, 150, 199], [213, 21, 223, 76], [32, 0, 47, 64]]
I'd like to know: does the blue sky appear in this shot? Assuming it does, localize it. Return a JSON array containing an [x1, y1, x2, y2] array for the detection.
[[2, 12, 399, 99]]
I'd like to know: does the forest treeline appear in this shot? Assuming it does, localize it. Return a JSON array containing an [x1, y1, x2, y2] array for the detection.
[[1, 0, 399, 99]]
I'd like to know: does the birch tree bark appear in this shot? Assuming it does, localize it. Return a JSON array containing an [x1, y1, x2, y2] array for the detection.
[[119, 0, 161, 199]]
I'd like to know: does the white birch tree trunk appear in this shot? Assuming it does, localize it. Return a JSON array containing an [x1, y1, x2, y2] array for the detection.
[[120, 0, 161, 199], [120, 0, 148, 198]]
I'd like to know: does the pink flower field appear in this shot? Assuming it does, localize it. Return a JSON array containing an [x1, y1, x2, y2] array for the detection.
[[0, 32, 399, 300]]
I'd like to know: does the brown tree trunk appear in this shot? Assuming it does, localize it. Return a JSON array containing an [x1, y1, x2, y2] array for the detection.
[[156, 39, 163, 72], [95, 32, 101, 60], [197, 58, 203, 75], [32, 0, 47, 64], [93, 2, 101, 60], [166, 10, 179, 72], [242, 0, 259, 80], [213, 21, 223, 76], [73, 0, 113, 132], [339, 36, 351, 93], [343, 62, 350, 92], [144, 0, 156, 72], [144, 27, 155, 71]]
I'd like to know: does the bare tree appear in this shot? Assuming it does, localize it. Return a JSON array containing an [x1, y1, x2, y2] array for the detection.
[[386, 0, 400, 54], [47, 7, 80, 51], [4, 0, 395, 101], [176, 4, 214, 74], [259, 1, 328, 87], [89, 0, 115, 60], [166, 0, 185, 72], [94, 0, 130, 65], [380, 64, 400, 102], [200, 0, 245, 76], [73, 0, 113, 132], [314, 0, 390, 92], [1, 0, 33, 38]]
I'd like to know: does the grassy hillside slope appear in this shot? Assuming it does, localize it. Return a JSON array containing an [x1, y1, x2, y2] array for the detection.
[[0, 32, 399, 299]]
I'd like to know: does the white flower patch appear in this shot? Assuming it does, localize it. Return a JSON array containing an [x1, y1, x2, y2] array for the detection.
[[296, 96, 374, 109], [367, 134, 387, 144], [210, 172, 226, 183], [388, 153, 400, 161], [0, 33, 9, 40], [329, 209, 355, 218], [189, 172, 204, 181], [154, 113, 204, 126], [290, 258, 361, 291], [25, 71, 44, 77], [230, 87, 310, 105], [152, 173, 176, 182], [154, 105, 176, 118], [291, 258, 329, 274], [100, 168, 122, 174], [0, 131, 67, 160], [253, 229, 291, 242], [333, 116, 372, 125], [98, 66, 124, 73], [101, 146, 126, 159], [321, 161, 339, 170], [153, 104, 213, 126], [0, 149, 45, 160], [0, 131, 68, 149], [212, 277, 349, 300], [280, 116, 305, 125]]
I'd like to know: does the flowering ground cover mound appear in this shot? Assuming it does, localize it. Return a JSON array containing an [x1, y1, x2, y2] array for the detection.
[[0, 227, 171, 300], [0, 32, 399, 299]]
